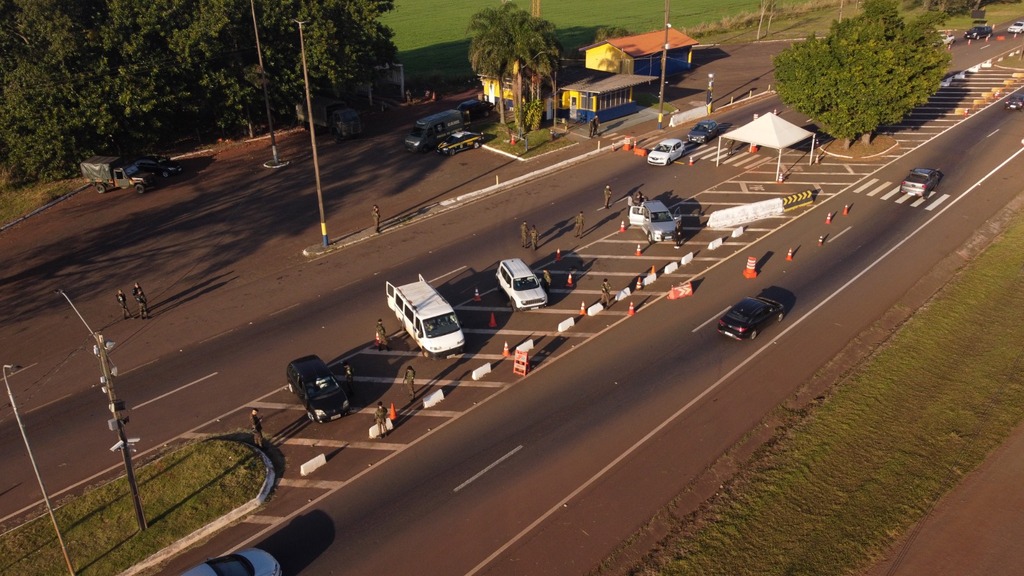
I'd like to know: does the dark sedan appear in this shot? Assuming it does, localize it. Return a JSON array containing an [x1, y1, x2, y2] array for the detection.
[[132, 155, 182, 177], [1006, 95, 1024, 110], [457, 98, 494, 121], [437, 131, 484, 156], [717, 296, 785, 340]]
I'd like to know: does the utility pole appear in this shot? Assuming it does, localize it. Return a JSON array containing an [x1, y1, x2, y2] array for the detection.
[[657, 0, 671, 130], [57, 290, 146, 532], [250, 0, 287, 169], [297, 20, 330, 248]]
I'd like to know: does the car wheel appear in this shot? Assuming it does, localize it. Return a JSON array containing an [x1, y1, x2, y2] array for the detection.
[[777, 312, 784, 322], [160, 170, 170, 178], [287, 383, 294, 393], [473, 141, 481, 149], [134, 184, 146, 194], [306, 411, 316, 422], [95, 183, 107, 194], [648, 231, 656, 244], [749, 329, 759, 340]]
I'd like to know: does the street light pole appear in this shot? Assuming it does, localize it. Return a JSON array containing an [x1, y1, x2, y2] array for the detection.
[[250, 0, 287, 169], [706, 72, 715, 115], [56, 289, 147, 532], [656, 0, 671, 130], [297, 20, 330, 248], [4, 365, 75, 575]]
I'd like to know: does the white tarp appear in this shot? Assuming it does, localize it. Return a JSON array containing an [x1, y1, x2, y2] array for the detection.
[[715, 112, 816, 178]]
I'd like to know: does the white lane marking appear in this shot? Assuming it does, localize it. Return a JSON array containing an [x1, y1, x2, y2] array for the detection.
[[910, 196, 927, 208], [431, 266, 467, 284], [925, 194, 950, 211], [867, 183, 891, 197], [694, 306, 731, 333], [852, 178, 878, 193], [880, 187, 902, 200], [894, 193, 912, 204], [134, 372, 219, 410], [829, 225, 853, 242], [454, 445, 524, 493]]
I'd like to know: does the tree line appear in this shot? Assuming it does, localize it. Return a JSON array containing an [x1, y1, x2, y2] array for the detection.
[[0, 0, 397, 181]]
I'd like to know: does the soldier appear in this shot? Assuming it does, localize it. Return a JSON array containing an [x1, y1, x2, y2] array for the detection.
[[604, 185, 612, 209], [601, 278, 613, 307], [530, 225, 539, 251], [374, 402, 388, 438], [404, 365, 417, 398], [574, 211, 585, 238], [375, 319, 390, 351], [520, 221, 529, 248], [372, 205, 381, 234], [116, 289, 131, 319], [342, 361, 355, 397], [250, 408, 265, 448], [542, 269, 552, 293], [132, 282, 150, 319], [675, 217, 683, 249]]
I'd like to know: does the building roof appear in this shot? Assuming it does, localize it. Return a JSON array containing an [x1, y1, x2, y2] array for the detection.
[[558, 68, 657, 94], [580, 28, 699, 57]]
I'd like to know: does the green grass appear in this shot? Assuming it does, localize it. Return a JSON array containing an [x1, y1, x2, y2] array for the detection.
[[628, 208, 1024, 574], [0, 439, 265, 576], [478, 120, 577, 158]]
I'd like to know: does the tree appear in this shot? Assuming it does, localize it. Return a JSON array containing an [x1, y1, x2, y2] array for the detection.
[[774, 0, 949, 148]]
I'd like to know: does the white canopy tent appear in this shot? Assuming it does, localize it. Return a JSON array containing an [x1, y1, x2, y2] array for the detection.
[[715, 112, 816, 180]]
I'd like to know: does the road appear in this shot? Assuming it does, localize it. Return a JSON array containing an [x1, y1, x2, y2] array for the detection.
[[2, 39, 1023, 575]]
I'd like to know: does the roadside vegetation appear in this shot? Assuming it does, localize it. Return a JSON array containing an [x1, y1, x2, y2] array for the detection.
[[0, 439, 264, 576]]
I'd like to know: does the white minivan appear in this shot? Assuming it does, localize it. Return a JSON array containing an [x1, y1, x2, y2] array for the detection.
[[496, 258, 548, 311], [386, 275, 465, 358]]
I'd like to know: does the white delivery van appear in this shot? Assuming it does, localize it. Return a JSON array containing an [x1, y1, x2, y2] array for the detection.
[[386, 275, 465, 358]]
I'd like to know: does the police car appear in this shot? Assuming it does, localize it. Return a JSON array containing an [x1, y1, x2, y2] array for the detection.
[[437, 131, 484, 156]]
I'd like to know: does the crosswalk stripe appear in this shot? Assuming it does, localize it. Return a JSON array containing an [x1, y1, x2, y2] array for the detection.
[[910, 196, 927, 208], [894, 193, 912, 204], [880, 187, 902, 200], [852, 178, 878, 193], [925, 194, 950, 211]]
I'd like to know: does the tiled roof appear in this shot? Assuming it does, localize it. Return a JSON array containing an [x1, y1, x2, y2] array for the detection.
[[558, 68, 657, 93], [580, 28, 698, 56]]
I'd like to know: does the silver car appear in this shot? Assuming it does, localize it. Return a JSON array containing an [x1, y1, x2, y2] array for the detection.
[[629, 200, 679, 243]]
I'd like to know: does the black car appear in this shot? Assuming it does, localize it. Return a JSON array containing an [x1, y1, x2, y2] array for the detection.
[[456, 98, 494, 121], [132, 155, 182, 178], [437, 131, 484, 156], [1006, 95, 1024, 110], [964, 25, 993, 40], [285, 355, 350, 423], [686, 119, 721, 144], [717, 296, 785, 340]]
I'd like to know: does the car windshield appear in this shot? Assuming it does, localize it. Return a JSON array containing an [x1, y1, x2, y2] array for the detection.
[[653, 143, 674, 152], [124, 164, 141, 176], [650, 210, 673, 223], [307, 375, 340, 399], [423, 313, 461, 338], [512, 275, 539, 290], [694, 124, 711, 133], [409, 127, 425, 137]]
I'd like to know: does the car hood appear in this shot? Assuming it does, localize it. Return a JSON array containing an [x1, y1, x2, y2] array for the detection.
[[307, 390, 348, 413]]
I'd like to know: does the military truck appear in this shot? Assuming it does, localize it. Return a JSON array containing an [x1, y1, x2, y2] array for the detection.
[[80, 156, 156, 194], [296, 95, 363, 139]]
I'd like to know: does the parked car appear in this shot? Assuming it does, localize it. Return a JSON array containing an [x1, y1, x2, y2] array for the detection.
[[717, 296, 785, 340], [1009, 21, 1024, 34], [132, 155, 182, 178], [181, 548, 282, 576], [899, 167, 942, 197], [496, 258, 547, 311], [687, 119, 721, 144], [964, 25, 993, 40], [437, 131, 484, 156], [285, 355, 350, 423], [456, 98, 494, 121], [940, 32, 956, 46], [647, 138, 686, 166], [1006, 94, 1024, 110], [628, 200, 679, 244]]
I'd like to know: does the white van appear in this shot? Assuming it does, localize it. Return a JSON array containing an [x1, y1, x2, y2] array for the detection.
[[496, 258, 547, 311], [386, 275, 465, 358]]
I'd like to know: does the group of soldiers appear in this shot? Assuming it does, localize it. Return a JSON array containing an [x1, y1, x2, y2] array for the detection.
[[116, 282, 150, 319], [519, 210, 587, 250]]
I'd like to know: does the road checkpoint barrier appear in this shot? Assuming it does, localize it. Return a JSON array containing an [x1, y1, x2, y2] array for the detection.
[[680, 252, 694, 266], [731, 226, 745, 238], [622, 137, 634, 151], [300, 453, 327, 475], [708, 237, 724, 251], [667, 281, 693, 299], [517, 339, 535, 352], [616, 287, 631, 301], [782, 190, 814, 211], [587, 302, 605, 316], [513, 350, 529, 376], [368, 418, 395, 440], [472, 363, 491, 381], [643, 271, 657, 287], [707, 197, 784, 229], [423, 389, 445, 408], [664, 261, 679, 274], [557, 317, 575, 332], [743, 256, 758, 279]]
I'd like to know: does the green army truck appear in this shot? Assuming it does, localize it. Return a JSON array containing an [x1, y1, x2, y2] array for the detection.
[[80, 156, 156, 194]]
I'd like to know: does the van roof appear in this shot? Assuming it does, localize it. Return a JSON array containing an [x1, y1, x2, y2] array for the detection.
[[416, 109, 462, 125], [642, 200, 671, 212], [499, 258, 535, 278], [394, 278, 456, 319]]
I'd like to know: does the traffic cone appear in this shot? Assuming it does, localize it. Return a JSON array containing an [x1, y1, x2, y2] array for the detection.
[[776, 172, 785, 183], [628, 302, 635, 316], [843, 204, 850, 216], [389, 402, 397, 420], [473, 288, 481, 302], [619, 220, 626, 233], [489, 312, 497, 328], [502, 341, 510, 357], [818, 235, 825, 246], [636, 275, 643, 291], [579, 301, 587, 316], [743, 255, 758, 279], [786, 247, 793, 261], [650, 265, 656, 276], [555, 248, 561, 261], [635, 244, 642, 256], [688, 155, 694, 166], [825, 212, 833, 224], [566, 272, 574, 287]]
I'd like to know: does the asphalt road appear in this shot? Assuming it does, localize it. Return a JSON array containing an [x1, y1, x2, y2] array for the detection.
[[3, 38, 1024, 576]]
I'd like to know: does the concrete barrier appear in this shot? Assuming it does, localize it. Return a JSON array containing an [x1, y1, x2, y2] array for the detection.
[[708, 238, 724, 251], [616, 287, 631, 301], [471, 363, 491, 381], [680, 252, 694, 266], [643, 272, 657, 286], [300, 453, 327, 476], [587, 303, 604, 316], [706, 198, 784, 229], [368, 418, 395, 439], [731, 226, 745, 238], [664, 261, 679, 274], [517, 339, 535, 352], [423, 389, 445, 409], [557, 317, 575, 332]]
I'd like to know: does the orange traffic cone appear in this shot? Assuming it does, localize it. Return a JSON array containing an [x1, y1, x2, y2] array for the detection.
[[650, 265, 656, 276], [825, 212, 833, 224], [628, 302, 635, 316], [818, 235, 825, 246], [566, 272, 574, 287], [489, 312, 498, 328], [786, 247, 794, 261], [688, 155, 694, 166], [635, 244, 642, 256], [635, 275, 643, 291], [579, 301, 587, 316], [473, 288, 481, 301], [843, 204, 850, 216], [389, 402, 398, 421], [619, 220, 626, 233], [502, 341, 510, 357], [555, 248, 561, 261]]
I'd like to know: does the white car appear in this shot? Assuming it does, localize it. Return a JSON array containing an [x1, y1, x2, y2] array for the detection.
[[646, 138, 686, 166], [181, 548, 282, 576], [496, 258, 547, 311], [1009, 21, 1024, 34]]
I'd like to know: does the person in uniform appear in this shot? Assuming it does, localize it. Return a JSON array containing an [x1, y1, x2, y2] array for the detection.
[[342, 361, 355, 397], [117, 289, 131, 319], [530, 225, 539, 250], [375, 319, 390, 351], [250, 408, 265, 448], [404, 365, 416, 398], [604, 185, 612, 209], [675, 217, 683, 248], [372, 205, 381, 233], [542, 269, 552, 293], [601, 278, 613, 307], [374, 402, 388, 438], [520, 221, 529, 248], [132, 282, 150, 319], [574, 211, 585, 238]]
